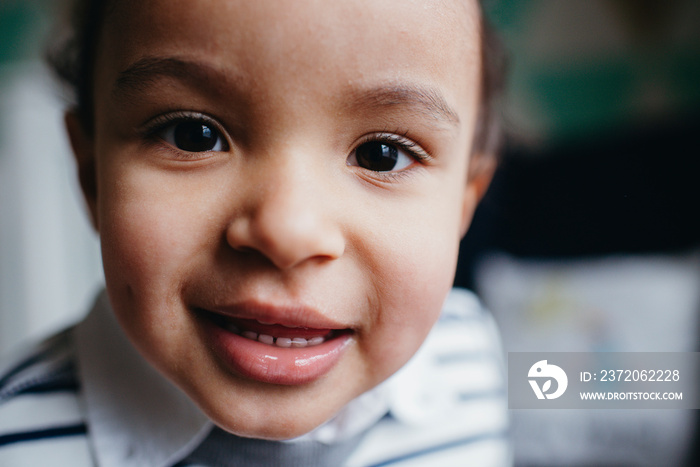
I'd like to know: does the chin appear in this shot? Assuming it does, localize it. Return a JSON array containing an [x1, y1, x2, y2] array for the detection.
[[206, 406, 329, 441], [182, 376, 347, 442]]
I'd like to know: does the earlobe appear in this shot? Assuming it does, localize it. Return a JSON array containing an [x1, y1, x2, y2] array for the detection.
[[469, 154, 496, 202], [459, 154, 496, 238], [65, 112, 99, 231]]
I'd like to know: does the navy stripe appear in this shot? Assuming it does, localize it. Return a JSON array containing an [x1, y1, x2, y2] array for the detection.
[[0, 362, 77, 401], [366, 431, 508, 467], [0, 331, 71, 391], [0, 423, 87, 447], [16, 377, 79, 396], [0, 349, 53, 390]]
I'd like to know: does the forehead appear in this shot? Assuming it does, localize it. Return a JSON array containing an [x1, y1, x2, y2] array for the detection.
[[103, 0, 478, 54], [97, 0, 481, 123]]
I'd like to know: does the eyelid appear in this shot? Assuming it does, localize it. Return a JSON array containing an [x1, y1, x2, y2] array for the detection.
[[347, 131, 434, 184], [355, 131, 433, 164], [141, 110, 231, 151]]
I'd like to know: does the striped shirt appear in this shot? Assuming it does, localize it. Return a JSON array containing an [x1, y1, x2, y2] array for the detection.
[[0, 289, 510, 466]]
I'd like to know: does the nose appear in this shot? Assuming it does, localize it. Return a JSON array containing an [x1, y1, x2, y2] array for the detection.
[[225, 158, 345, 270]]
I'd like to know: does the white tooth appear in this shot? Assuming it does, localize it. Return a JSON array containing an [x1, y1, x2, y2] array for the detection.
[[258, 334, 274, 345], [307, 336, 325, 346], [242, 331, 258, 341], [276, 337, 292, 348], [291, 338, 308, 348], [257, 320, 275, 325]]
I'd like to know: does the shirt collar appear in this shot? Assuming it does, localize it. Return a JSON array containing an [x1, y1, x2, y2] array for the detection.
[[74, 291, 212, 467], [73, 290, 393, 467]]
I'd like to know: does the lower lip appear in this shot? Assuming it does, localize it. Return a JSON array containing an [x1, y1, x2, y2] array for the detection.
[[202, 317, 352, 386]]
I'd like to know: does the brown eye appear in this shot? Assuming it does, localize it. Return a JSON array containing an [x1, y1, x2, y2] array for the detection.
[[351, 141, 413, 172], [161, 120, 225, 152]]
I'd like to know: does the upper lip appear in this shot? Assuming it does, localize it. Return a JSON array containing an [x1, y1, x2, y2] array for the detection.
[[200, 301, 350, 330]]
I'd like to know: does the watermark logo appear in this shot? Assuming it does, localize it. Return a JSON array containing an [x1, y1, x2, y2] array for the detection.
[[528, 360, 568, 400]]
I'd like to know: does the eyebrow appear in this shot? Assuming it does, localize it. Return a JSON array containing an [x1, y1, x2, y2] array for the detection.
[[346, 85, 460, 129], [113, 56, 461, 128], [113, 56, 235, 101]]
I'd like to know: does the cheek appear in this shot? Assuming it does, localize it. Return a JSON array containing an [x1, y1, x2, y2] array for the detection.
[[96, 164, 214, 338], [356, 186, 464, 377], [382, 231, 460, 330], [102, 194, 184, 292]]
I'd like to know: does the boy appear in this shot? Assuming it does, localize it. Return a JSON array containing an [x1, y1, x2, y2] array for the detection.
[[0, 0, 508, 465]]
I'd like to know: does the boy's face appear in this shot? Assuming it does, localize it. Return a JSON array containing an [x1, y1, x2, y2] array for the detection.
[[72, 0, 486, 439]]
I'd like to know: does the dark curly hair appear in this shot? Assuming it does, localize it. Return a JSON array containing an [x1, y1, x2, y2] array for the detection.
[[47, 0, 506, 159]]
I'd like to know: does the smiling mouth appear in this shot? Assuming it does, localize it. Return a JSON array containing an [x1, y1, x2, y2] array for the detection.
[[199, 309, 347, 348], [195, 306, 353, 385]]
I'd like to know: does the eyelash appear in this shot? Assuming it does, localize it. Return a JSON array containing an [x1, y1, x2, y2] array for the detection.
[[352, 131, 432, 180], [142, 111, 229, 156], [358, 131, 430, 162], [141, 113, 432, 177]]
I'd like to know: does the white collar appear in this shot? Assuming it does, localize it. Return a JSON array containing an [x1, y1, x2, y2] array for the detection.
[[74, 292, 212, 467], [73, 291, 393, 467]]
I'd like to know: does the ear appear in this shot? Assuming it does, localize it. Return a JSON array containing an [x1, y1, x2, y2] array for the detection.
[[65, 112, 99, 231], [459, 154, 496, 238]]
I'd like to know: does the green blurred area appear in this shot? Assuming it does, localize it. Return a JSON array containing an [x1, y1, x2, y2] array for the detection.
[[2, 0, 699, 143], [0, 0, 45, 64], [484, 0, 700, 142]]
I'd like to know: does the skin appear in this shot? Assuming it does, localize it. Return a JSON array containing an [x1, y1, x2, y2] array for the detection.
[[67, 0, 492, 440]]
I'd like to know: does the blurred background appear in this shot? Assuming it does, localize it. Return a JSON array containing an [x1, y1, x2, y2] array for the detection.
[[0, 0, 103, 357], [1, 0, 699, 465], [456, 1, 700, 466]]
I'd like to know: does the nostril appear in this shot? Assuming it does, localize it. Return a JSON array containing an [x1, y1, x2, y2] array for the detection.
[[234, 245, 256, 254], [224, 192, 345, 269]]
